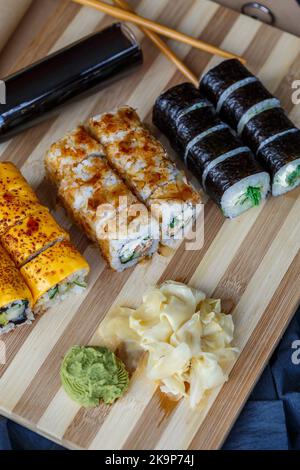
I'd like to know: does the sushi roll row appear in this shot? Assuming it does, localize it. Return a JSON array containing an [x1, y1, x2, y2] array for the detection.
[[153, 83, 270, 218], [0, 162, 89, 332], [88, 106, 200, 243], [200, 59, 300, 196], [45, 126, 159, 272]]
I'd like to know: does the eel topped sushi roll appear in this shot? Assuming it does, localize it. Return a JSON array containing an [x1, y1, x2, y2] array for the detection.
[[45, 125, 106, 183], [200, 59, 300, 196], [58, 155, 158, 270], [20, 240, 90, 315], [1, 206, 69, 267], [88, 107, 142, 145], [153, 83, 270, 218], [0, 244, 34, 334], [89, 106, 200, 243], [45, 126, 159, 271]]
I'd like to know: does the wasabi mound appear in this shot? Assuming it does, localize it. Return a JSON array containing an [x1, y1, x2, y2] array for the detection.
[[61, 345, 129, 407]]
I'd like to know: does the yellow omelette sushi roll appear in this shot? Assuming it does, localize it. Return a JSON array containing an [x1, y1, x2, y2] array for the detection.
[[20, 240, 90, 314], [89, 107, 201, 245], [0, 161, 38, 196], [1, 207, 69, 267], [0, 191, 44, 236], [0, 244, 34, 335], [0, 162, 43, 236], [45, 125, 105, 183]]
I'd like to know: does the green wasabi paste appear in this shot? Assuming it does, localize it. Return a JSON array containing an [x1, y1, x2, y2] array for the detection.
[[0, 313, 8, 326], [60, 345, 129, 407]]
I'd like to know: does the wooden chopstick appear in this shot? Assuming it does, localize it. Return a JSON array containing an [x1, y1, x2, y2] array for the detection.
[[73, 0, 246, 64], [112, 0, 198, 86]]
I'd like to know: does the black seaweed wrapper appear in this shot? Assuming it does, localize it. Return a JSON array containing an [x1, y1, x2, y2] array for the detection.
[[258, 130, 300, 178], [176, 109, 238, 172], [200, 60, 275, 132], [218, 81, 273, 131], [200, 59, 300, 177], [200, 59, 255, 106], [242, 108, 295, 153], [205, 152, 264, 205], [153, 82, 263, 207], [153, 82, 209, 154]]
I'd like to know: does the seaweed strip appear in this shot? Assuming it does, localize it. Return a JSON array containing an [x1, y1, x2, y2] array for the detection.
[[242, 108, 296, 153], [219, 81, 273, 130]]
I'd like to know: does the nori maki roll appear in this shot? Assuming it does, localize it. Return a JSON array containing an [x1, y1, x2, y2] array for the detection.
[[260, 129, 300, 196], [153, 82, 214, 155], [153, 83, 270, 218], [200, 59, 300, 196]]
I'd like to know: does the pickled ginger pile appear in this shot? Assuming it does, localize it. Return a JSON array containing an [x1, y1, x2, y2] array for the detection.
[[104, 281, 238, 408]]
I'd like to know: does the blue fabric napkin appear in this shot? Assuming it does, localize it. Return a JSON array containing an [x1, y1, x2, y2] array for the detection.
[[1, 306, 299, 450], [224, 305, 300, 450]]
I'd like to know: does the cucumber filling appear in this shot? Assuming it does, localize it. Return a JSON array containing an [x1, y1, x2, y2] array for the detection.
[[286, 164, 300, 187], [49, 286, 59, 299], [0, 300, 28, 326], [169, 216, 179, 230], [0, 313, 8, 326], [47, 277, 87, 300], [119, 237, 151, 264], [236, 186, 262, 207]]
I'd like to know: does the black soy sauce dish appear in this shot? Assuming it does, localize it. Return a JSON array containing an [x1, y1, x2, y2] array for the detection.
[[0, 23, 143, 142]]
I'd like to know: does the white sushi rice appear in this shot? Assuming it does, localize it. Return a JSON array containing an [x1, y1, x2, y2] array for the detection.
[[107, 216, 159, 272], [137, 164, 180, 202], [150, 199, 196, 246], [68, 185, 94, 212], [109, 237, 158, 272], [0, 300, 34, 335], [90, 111, 140, 145], [272, 157, 300, 196], [34, 269, 88, 315], [71, 157, 102, 182], [221, 172, 270, 218]]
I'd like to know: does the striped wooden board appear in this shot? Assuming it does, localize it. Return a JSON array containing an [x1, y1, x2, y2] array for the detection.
[[0, 0, 299, 450]]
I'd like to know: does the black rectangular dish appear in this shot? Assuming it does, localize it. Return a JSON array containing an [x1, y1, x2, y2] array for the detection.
[[0, 23, 143, 142]]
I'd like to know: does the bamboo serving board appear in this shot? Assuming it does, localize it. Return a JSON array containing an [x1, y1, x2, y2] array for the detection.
[[0, 0, 299, 450]]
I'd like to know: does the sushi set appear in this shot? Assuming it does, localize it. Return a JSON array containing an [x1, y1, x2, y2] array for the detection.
[[0, 0, 299, 450]]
